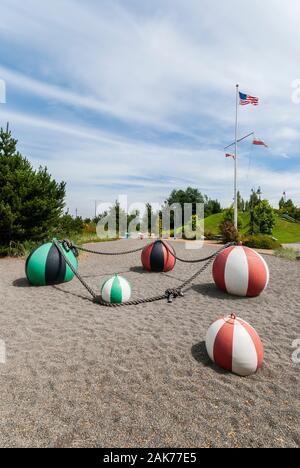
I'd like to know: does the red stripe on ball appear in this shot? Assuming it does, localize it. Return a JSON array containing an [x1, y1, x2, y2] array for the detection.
[[245, 247, 268, 297], [213, 318, 235, 371], [212, 246, 235, 293]]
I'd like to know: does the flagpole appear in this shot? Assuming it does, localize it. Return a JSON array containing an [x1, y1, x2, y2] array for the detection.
[[234, 84, 239, 230]]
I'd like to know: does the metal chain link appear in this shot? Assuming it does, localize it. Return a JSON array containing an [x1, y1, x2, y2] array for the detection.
[[53, 239, 234, 307]]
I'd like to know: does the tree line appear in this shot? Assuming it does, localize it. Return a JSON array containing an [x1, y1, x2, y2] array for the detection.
[[0, 125, 299, 254]]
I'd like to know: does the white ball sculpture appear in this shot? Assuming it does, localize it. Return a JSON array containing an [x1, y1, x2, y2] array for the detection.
[[205, 314, 264, 376], [213, 245, 269, 297]]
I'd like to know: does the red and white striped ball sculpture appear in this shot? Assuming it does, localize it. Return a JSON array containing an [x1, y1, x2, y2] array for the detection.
[[206, 314, 264, 376], [141, 240, 176, 273], [213, 245, 269, 297]]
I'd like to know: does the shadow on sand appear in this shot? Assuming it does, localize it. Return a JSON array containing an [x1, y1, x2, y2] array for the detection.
[[12, 278, 94, 306], [190, 282, 249, 301], [52, 285, 94, 304], [129, 266, 148, 274], [191, 341, 228, 375], [129, 267, 184, 284], [13, 277, 31, 288]]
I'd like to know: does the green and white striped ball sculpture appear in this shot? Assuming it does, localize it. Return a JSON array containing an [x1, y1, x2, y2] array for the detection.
[[101, 274, 132, 304], [26, 241, 78, 286]]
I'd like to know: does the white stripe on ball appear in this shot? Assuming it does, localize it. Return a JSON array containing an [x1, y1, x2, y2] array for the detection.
[[253, 249, 270, 291], [232, 320, 258, 376], [118, 276, 131, 302], [101, 277, 115, 303], [205, 318, 225, 363], [225, 246, 249, 296]]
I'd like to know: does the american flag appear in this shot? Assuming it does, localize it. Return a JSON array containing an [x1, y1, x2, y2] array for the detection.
[[239, 92, 259, 106], [225, 153, 235, 159]]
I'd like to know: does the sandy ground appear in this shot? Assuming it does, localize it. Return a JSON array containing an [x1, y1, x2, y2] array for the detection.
[[0, 240, 299, 448]]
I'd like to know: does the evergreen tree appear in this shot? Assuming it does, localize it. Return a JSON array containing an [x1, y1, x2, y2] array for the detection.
[[237, 191, 245, 211], [278, 196, 300, 221], [253, 200, 276, 235], [249, 188, 260, 208], [249, 188, 261, 234], [279, 196, 286, 210], [205, 198, 222, 217], [0, 125, 66, 245]]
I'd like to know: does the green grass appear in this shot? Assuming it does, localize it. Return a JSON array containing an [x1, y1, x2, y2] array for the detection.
[[203, 212, 224, 234], [272, 218, 300, 243], [204, 212, 300, 244], [72, 232, 118, 246]]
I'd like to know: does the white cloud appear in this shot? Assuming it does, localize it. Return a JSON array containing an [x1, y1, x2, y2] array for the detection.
[[1, 107, 299, 217]]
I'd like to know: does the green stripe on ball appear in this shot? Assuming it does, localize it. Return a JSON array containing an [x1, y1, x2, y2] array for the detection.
[[101, 274, 132, 304]]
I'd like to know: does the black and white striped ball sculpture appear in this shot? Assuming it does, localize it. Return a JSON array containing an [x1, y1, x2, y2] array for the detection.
[[141, 240, 176, 273]]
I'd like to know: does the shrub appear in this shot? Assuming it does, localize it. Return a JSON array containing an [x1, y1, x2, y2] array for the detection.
[[219, 220, 240, 243], [243, 234, 281, 250], [0, 240, 39, 258], [56, 214, 84, 238], [83, 222, 96, 234], [204, 230, 215, 240], [222, 208, 242, 230]]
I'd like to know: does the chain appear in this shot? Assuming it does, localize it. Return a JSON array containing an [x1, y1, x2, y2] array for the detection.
[[53, 239, 234, 307]]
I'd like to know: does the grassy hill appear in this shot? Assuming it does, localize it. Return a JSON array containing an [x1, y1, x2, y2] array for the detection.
[[204, 212, 300, 244]]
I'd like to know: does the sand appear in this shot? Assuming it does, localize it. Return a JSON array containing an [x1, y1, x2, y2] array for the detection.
[[0, 240, 299, 448]]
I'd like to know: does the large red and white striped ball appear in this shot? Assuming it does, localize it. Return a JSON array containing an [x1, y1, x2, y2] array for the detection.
[[206, 315, 264, 376], [212, 246, 269, 297]]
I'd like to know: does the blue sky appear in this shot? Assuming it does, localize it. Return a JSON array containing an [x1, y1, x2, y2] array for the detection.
[[0, 0, 300, 217]]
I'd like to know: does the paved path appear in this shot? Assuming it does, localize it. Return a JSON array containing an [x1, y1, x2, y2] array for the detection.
[[283, 243, 300, 250]]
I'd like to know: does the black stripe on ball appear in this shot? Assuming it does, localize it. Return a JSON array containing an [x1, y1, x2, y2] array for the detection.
[[45, 244, 66, 285], [150, 241, 165, 272]]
